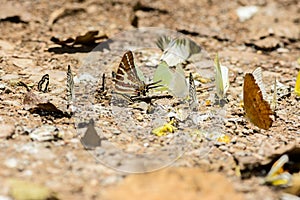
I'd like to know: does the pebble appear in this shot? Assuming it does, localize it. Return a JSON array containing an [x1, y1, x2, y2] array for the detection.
[[0, 123, 15, 138], [236, 6, 258, 22], [276, 47, 289, 53], [4, 158, 18, 168], [0, 83, 6, 90], [234, 142, 247, 150], [143, 142, 149, 147], [29, 125, 59, 142], [218, 145, 228, 152], [22, 170, 33, 176], [113, 130, 121, 135]]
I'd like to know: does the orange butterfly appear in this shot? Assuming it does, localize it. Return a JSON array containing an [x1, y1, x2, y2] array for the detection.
[[243, 68, 274, 130]]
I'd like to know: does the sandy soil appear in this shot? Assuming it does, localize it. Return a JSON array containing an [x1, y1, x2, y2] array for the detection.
[[0, 0, 299, 199]]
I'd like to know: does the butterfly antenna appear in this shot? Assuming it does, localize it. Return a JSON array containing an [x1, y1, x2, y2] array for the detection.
[[101, 73, 106, 92], [147, 80, 163, 89]]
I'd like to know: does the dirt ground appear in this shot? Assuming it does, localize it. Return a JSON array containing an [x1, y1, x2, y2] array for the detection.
[[0, 0, 300, 199]]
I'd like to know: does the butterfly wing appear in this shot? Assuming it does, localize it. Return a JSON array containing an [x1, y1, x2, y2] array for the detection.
[[153, 61, 173, 91], [294, 70, 300, 96], [243, 73, 273, 130], [169, 65, 188, 98], [215, 54, 229, 99], [38, 74, 49, 93], [66, 65, 74, 102], [189, 73, 198, 110], [113, 51, 145, 96], [252, 67, 267, 100]]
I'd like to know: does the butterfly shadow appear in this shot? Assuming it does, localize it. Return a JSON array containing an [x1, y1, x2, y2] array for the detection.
[[48, 39, 112, 54]]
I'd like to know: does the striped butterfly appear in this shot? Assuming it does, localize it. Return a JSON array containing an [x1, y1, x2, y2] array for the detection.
[[38, 74, 49, 93], [112, 50, 161, 100], [66, 65, 74, 102], [188, 72, 198, 110]]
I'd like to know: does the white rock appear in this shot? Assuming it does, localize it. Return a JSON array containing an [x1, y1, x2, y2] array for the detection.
[[29, 125, 58, 142], [4, 158, 18, 168], [0, 83, 6, 90], [236, 6, 258, 22]]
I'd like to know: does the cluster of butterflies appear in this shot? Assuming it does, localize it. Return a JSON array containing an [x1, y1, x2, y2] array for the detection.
[[111, 36, 202, 104], [33, 36, 300, 133], [111, 36, 300, 131]]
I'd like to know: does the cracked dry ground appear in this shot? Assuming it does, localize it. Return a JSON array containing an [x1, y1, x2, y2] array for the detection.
[[0, 0, 299, 200]]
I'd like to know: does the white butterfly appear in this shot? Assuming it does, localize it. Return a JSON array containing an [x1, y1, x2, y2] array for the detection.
[[153, 61, 188, 98], [214, 53, 229, 100], [264, 154, 291, 186], [156, 36, 201, 66]]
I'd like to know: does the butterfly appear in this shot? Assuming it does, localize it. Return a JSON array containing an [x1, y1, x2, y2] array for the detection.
[[38, 74, 49, 93], [188, 72, 198, 110], [243, 68, 273, 130], [294, 70, 300, 96], [153, 61, 188, 98], [112, 50, 161, 100], [264, 154, 291, 186], [156, 36, 201, 66], [214, 53, 229, 100], [66, 65, 74, 102]]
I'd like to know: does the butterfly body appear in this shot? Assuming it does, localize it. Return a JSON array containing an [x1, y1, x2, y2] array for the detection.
[[243, 73, 273, 130]]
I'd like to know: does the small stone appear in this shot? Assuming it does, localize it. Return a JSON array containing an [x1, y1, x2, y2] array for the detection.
[[0, 123, 15, 138], [276, 47, 289, 53], [0, 83, 6, 90], [236, 6, 258, 22], [234, 142, 247, 150], [143, 142, 149, 147], [22, 170, 33, 176], [113, 130, 121, 135], [29, 125, 59, 142], [218, 145, 228, 151], [4, 158, 18, 168]]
